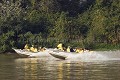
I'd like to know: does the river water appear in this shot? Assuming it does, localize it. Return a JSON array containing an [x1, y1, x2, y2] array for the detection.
[[0, 50, 120, 80]]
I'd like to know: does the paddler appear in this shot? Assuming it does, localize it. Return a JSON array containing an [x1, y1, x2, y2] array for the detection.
[[24, 44, 30, 51], [66, 46, 74, 52], [34, 47, 38, 52], [75, 48, 84, 53], [57, 43, 64, 51], [30, 45, 38, 52], [66, 46, 70, 52], [40, 47, 46, 52], [30, 45, 34, 52]]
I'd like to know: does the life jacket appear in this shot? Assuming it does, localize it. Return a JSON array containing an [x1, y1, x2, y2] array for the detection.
[[57, 43, 64, 51], [66, 47, 70, 52], [30, 47, 34, 52], [24, 44, 29, 49], [33, 48, 38, 52], [41, 47, 46, 52], [75, 48, 83, 53]]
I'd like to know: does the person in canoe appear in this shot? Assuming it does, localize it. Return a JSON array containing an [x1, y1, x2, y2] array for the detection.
[[57, 43, 75, 52], [75, 47, 92, 53], [30, 45, 38, 52], [24, 44, 30, 51], [38, 47, 46, 52], [57, 43, 64, 51], [66, 46, 88, 53], [66, 46, 74, 52], [75, 48, 84, 53]]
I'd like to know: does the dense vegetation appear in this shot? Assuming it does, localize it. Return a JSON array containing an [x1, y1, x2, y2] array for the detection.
[[0, 0, 120, 52]]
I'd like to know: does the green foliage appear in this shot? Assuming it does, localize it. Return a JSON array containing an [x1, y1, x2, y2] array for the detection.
[[0, 0, 120, 53], [92, 43, 120, 51], [51, 12, 69, 41], [0, 31, 15, 52]]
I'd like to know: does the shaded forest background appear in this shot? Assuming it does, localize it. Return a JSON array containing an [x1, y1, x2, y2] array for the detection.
[[0, 0, 120, 52]]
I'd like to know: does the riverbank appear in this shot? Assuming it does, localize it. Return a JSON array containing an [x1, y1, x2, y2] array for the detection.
[[0, 43, 120, 54], [0, 48, 120, 54], [91, 44, 120, 51]]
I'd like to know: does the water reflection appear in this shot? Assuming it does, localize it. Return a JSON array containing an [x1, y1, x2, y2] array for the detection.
[[58, 62, 63, 80], [24, 58, 38, 80], [14, 57, 120, 80], [15, 58, 38, 80], [1, 52, 120, 80], [15, 58, 86, 80]]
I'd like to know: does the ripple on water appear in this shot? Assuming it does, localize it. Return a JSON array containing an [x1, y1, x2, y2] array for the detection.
[[1, 51, 120, 80]]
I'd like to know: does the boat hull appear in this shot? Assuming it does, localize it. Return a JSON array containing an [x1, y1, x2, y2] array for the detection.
[[48, 49, 93, 60], [13, 48, 51, 57], [49, 53, 66, 60]]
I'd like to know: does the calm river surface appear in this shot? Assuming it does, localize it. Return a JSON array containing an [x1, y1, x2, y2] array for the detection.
[[0, 51, 120, 80]]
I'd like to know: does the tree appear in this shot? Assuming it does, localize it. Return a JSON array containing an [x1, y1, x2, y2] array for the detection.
[[104, 0, 120, 44], [51, 12, 68, 42], [39, 0, 60, 13]]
